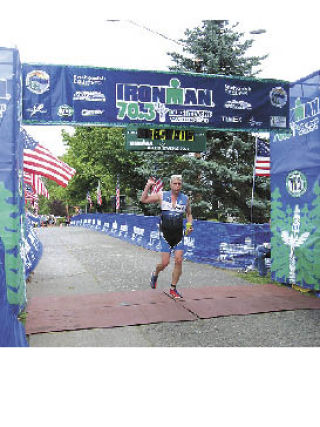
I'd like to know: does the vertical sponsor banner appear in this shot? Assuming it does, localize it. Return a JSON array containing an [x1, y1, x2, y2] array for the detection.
[[22, 63, 289, 132], [271, 71, 320, 291], [0, 47, 28, 346]]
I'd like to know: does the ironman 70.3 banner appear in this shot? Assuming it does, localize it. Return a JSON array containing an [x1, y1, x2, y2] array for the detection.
[[22, 63, 289, 132]]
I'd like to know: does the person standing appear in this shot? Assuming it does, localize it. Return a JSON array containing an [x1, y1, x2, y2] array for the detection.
[[140, 175, 193, 299]]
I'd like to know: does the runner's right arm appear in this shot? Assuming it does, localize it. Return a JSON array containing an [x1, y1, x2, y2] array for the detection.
[[140, 179, 162, 204]]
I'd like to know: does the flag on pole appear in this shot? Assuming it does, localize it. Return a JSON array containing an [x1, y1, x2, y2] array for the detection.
[[96, 181, 102, 206], [87, 191, 93, 209], [24, 171, 49, 199], [254, 137, 270, 177], [151, 177, 164, 194], [24, 184, 36, 202], [22, 128, 76, 187], [116, 176, 120, 211]]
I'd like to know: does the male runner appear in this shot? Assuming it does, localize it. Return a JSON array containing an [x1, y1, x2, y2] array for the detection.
[[140, 175, 193, 299]]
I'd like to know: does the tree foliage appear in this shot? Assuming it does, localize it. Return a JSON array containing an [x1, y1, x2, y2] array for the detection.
[[166, 20, 270, 222], [60, 127, 145, 213]]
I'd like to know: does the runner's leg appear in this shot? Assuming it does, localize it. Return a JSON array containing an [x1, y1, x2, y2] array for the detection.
[[171, 250, 183, 286], [155, 252, 170, 275]]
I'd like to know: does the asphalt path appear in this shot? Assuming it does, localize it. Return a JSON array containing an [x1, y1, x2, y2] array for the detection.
[[27, 226, 320, 347]]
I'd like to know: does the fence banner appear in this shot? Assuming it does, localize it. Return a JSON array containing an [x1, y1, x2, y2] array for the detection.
[[0, 47, 28, 346], [22, 63, 289, 132], [24, 216, 42, 278], [71, 213, 270, 271], [271, 70, 320, 291]]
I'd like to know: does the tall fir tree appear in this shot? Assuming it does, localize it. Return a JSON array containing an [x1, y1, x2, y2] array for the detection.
[[166, 20, 269, 222]]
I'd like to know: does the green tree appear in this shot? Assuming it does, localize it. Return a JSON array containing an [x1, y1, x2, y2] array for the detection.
[[61, 127, 145, 213], [167, 20, 269, 222]]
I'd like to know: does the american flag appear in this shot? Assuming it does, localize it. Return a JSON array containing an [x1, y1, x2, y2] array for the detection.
[[22, 129, 76, 188], [255, 137, 270, 177], [116, 176, 120, 210], [24, 184, 39, 214], [25, 184, 36, 202], [151, 177, 164, 194], [24, 171, 49, 199], [87, 191, 93, 208], [96, 181, 102, 206]]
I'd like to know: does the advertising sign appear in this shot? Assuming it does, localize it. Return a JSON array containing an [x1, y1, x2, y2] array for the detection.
[[125, 126, 206, 151], [22, 63, 290, 132], [271, 71, 320, 291]]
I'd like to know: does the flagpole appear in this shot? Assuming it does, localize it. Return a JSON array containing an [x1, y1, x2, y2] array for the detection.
[[116, 175, 120, 214], [250, 136, 258, 225]]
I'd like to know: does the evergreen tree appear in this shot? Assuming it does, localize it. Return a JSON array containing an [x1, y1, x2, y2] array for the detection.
[[167, 20, 269, 222]]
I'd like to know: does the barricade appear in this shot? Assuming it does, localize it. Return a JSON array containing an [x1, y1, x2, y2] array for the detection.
[[71, 214, 270, 270], [24, 215, 43, 279]]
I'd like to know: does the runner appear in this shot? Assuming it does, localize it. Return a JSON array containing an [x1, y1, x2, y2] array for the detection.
[[140, 174, 193, 299]]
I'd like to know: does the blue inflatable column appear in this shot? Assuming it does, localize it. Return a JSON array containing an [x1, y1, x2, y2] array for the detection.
[[0, 47, 28, 346], [271, 71, 320, 291]]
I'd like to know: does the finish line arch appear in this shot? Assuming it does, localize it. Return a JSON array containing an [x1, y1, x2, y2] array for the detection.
[[5, 46, 320, 347]]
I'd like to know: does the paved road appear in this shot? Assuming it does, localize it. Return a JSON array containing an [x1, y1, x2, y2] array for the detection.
[[27, 227, 320, 347]]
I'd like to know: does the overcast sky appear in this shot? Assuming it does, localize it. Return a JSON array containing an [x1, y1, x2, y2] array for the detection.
[[2, 0, 318, 155]]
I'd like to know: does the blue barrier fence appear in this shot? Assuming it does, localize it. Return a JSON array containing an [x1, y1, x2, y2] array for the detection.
[[24, 215, 43, 279], [71, 213, 270, 270]]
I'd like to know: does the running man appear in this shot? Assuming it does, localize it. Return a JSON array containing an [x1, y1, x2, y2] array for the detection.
[[140, 175, 193, 299]]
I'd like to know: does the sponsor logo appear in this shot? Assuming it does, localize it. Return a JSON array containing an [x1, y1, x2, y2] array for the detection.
[[273, 96, 320, 142], [102, 222, 110, 231], [286, 170, 307, 198], [73, 91, 106, 102], [57, 104, 74, 117], [184, 236, 195, 248], [221, 115, 242, 123], [133, 226, 144, 236], [270, 87, 288, 108], [26, 103, 47, 117], [248, 116, 263, 127], [225, 84, 252, 96], [73, 74, 106, 86], [224, 100, 252, 110], [116, 78, 215, 107], [270, 116, 287, 128], [116, 78, 215, 123], [292, 96, 320, 123], [168, 109, 212, 124], [81, 109, 104, 116], [26, 70, 50, 94]]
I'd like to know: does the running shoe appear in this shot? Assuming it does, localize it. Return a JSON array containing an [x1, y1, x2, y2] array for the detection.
[[150, 272, 158, 289], [169, 288, 183, 299]]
